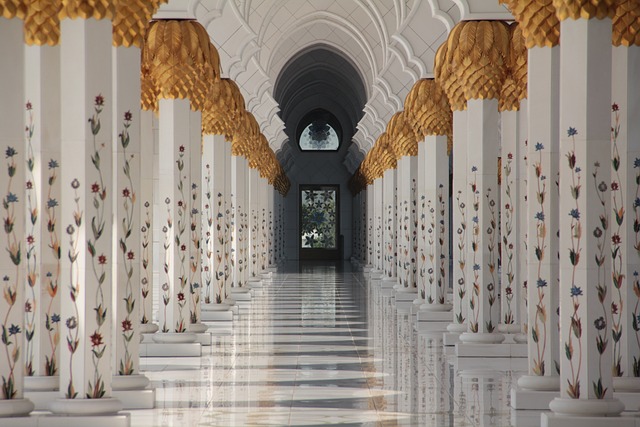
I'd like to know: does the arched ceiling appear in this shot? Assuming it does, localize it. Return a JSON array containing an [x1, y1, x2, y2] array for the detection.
[[154, 0, 512, 173]]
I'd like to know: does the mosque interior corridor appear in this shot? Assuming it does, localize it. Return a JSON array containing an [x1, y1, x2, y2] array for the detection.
[[130, 262, 522, 427]]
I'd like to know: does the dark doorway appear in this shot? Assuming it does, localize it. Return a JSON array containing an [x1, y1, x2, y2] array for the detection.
[[299, 184, 340, 260]]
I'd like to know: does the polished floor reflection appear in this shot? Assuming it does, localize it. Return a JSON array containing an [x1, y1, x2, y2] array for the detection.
[[131, 262, 525, 426]]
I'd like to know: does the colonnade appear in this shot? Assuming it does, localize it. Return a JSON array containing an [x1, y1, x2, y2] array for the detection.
[[0, 2, 287, 423], [351, 2, 640, 425]]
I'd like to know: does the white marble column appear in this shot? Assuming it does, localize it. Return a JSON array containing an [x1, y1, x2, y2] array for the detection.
[[259, 177, 269, 273], [610, 40, 640, 392], [231, 155, 248, 287], [448, 110, 469, 333], [55, 16, 121, 413], [518, 46, 561, 393], [382, 169, 397, 284], [365, 185, 374, 269], [249, 168, 260, 279], [459, 99, 504, 344], [420, 135, 451, 312], [202, 135, 231, 306], [268, 184, 276, 269], [0, 14, 34, 417], [23, 42, 62, 395], [396, 156, 417, 293], [111, 41, 147, 391], [155, 98, 195, 338], [549, 14, 624, 420], [187, 111, 205, 332], [373, 178, 384, 276], [498, 107, 524, 335]]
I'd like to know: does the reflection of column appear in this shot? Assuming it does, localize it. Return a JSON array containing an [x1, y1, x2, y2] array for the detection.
[[23, 11, 62, 397], [549, 3, 624, 418], [0, 10, 35, 418], [54, 6, 121, 414], [610, 8, 640, 393], [382, 169, 397, 284]]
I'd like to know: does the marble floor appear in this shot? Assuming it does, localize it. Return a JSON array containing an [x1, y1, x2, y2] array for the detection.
[[131, 262, 529, 426]]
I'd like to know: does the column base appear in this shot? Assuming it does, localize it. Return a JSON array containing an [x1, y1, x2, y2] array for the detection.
[[24, 375, 59, 392], [456, 341, 526, 357], [112, 388, 155, 410], [380, 277, 397, 288], [139, 323, 159, 334], [49, 397, 123, 416], [614, 376, 640, 392], [416, 310, 451, 322], [511, 387, 559, 410], [140, 342, 201, 357], [419, 302, 453, 312], [414, 321, 449, 333], [443, 331, 461, 346], [201, 309, 234, 322], [518, 375, 560, 392], [112, 374, 149, 391], [247, 279, 263, 288], [369, 270, 383, 280], [459, 331, 506, 344], [188, 322, 209, 333], [542, 413, 632, 427], [151, 332, 197, 343], [0, 399, 34, 417], [446, 323, 467, 333], [498, 323, 522, 334], [513, 333, 528, 343], [9, 414, 130, 427], [24, 389, 58, 411], [548, 397, 624, 418]]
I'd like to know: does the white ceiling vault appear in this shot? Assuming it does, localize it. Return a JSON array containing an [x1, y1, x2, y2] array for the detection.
[[154, 0, 512, 175]]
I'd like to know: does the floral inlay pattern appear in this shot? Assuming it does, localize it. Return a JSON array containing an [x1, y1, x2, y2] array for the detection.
[[436, 184, 446, 304], [502, 153, 515, 325], [189, 182, 200, 324], [174, 146, 188, 332], [592, 160, 609, 399], [531, 141, 549, 376], [117, 111, 136, 376], [161, 198, 172, 333], [140, 201, 151, 323], [202, 165, 213, 302], [455, 190, 467, 325], [610, 103, 627, 378], [469, 166, 481, 333], [2, 143, 22, 399], [86, 95, 108, 398], [565, 126, 584, 399]]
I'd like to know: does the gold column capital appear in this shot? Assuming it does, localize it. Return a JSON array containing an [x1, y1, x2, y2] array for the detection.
[[499, 23, 528, 112], [1, 0, 26, 19], [142, 20, 219, 111], [60, 0, 116, 21], [499, 0, 560, 48], [405, 78, 452, 140], [613, 0, 640, 46], [448, 20, 511, 102], [386, 111, 417, 157], [24, 0, 60, 46], [552, 0, 616, 21], [435, 40, 466, 111], [113, 0, 166, 48]]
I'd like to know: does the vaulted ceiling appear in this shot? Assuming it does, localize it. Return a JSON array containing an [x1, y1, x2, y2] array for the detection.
[[154, 0, 512, 174]]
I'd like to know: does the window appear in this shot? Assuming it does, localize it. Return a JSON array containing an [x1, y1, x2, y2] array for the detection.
[[298, 120, 340, 151], [300, 187, 337, 249]]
